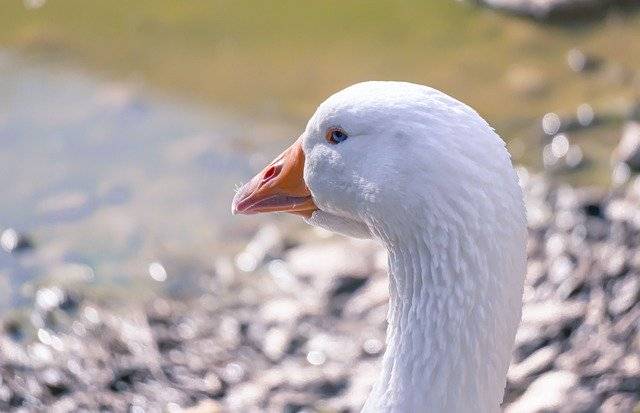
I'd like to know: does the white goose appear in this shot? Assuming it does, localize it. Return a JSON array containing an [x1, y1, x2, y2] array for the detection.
[[232, 81, 527, 412]]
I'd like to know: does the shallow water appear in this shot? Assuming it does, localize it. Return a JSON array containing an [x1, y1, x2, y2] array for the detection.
[[0, 53, 296, 310]]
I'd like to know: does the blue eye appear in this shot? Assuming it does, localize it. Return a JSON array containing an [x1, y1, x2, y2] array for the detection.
[[327, 128, 348, 144]]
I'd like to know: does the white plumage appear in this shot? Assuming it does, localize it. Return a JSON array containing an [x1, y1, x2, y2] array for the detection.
[[234, 81, 527, 412]]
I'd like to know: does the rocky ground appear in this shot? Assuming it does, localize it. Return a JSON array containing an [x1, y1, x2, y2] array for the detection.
[[2, 81, 640, 412], [1, 166, 640, 412], [475, 0, 639, 21]]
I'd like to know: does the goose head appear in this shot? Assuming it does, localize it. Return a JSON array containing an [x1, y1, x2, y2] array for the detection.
[[232, 81, 527, 412]]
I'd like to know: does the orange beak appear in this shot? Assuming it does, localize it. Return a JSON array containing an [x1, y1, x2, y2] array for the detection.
[[232, 137, 317, 218]]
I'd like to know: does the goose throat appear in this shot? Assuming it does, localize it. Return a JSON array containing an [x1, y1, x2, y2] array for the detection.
[[362, 216, 521, 413]]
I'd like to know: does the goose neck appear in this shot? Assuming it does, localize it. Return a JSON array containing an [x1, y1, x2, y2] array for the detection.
[[362, 218, 510, 413]]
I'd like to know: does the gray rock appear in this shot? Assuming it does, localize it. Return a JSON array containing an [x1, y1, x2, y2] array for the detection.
[[286, 239, 380, 283], [235, 224, 285, 272], [600, 393, 640, 413], [521, 300, 585, 331], [614, 122, 640, 171], [559, 385, 600, 412], [476, 0, 613, 20], [513, 325, 549, 362], [0, 228, 33, 253], [507, 344, 560, 387], [262, 327, 291, 362], [594, 373, 623, 395], [505, 370, 578, 413], [327, 275, 369, 316], [608, 274, 640, 317], [566, 48, 602, 74]]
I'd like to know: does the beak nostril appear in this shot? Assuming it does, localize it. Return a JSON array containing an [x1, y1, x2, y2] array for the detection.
[[262, 164, 281, 183]]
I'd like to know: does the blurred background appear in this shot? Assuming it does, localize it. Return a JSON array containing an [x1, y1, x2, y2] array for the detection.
[[0, 1, 639, 412]]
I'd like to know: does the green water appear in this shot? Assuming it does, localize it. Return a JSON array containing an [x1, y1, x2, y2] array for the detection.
[[2, 1, 639, 124]]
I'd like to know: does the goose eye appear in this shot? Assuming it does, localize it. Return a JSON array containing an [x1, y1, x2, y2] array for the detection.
[[326, 128, 348, 144]]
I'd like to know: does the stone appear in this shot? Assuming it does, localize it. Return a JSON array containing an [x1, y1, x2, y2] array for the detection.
[[595, 374, 622, 395], [306, 333, 360, 364], [328, 275, 368, 298], [286, 239, 379, 282], [600, 393, 639, 413], [513, 325, 549, 361], [361, 338, 384, 357], [608, 274, 640, 317], [108, 368, 152, 393], [617, 353, 640, 377], [225, 382, 265, 411], [614, 122, 640, 171], [521, 300, 585, 330], [0, 228, 33, 253], [343, 274, 389, 318], [235, 224, 285, 272], [477, 0, 612, 20], [505, 370, 578, 413], [40, 368, 70, 397], [566, 48, 601, 73], [262, 327, 290, 362], [221, 362, 245, 385], [306, 378, 348, 398], [327, 275, 369, 316], [35, 288, 66, 312], [602, 246, 628, 278], [507, 344, 560, 387], [559, 385, 600, 412], [260, 298, 305, 325]]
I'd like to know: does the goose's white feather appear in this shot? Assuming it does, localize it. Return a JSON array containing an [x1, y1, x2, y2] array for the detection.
[[300, 82, 527, 412]]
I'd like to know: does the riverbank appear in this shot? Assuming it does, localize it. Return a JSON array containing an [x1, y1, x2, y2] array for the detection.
[[2, 169, 639, 412]]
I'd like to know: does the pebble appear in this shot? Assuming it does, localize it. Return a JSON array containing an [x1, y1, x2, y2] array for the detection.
[[286, 239, 379, 282], [576, 103, 595, 127], [614, 121, 640, 171], [0, 228, 32, 253], [542, 112, 561, 135], [600, 393, 639, 413], [40, 369, 69, 397], [362, 338, 384, 357], [608, 274, 640, 317], [566, 48, 601, 73], [478, 0, 610, 20], [35, 287, 65, 312], [306, 350, 326, 366], [521, 300, 585, 328], [505, 370, 578, 413], [262, 327, 290, 361], [235, 224, 284, 272], [507, 344, 560, 386], [221, 362, 245, 385], [148, 262, 168, 282]]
